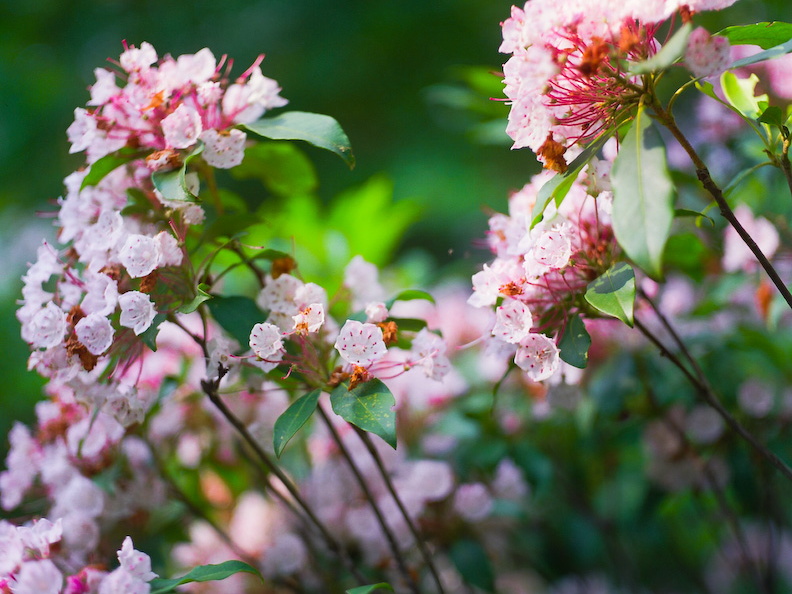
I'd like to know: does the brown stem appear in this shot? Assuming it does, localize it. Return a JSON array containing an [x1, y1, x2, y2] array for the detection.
[[316, 407, 421, 594], [650, 100, 792, 311], [352, 426, 447, 594], [633, 317, 792, 483], [201, 367, 368, 584]]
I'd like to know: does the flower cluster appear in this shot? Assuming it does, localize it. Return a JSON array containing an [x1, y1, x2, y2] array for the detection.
[[0, 519, 155, 594], [499, 0, 738, 170], [469, 160, 617, 382]]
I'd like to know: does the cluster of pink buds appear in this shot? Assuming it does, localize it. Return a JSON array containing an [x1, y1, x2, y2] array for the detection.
[[499, 0, 738, 171], [0, 518, 155, 594], [469, 161, 617, 381]]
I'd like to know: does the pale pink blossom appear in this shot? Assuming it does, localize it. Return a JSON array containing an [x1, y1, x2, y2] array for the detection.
[[492, 299, 533, 344], [723, 205, 780, 273], [119, 291, 156, 335], [117, 536, 158, 581], [292, 303, 325, 334], [155, 231, 182, 267], [11, 559, 63, 594], [200, 128, 247, 169], [257, 274, 303, 314], [249, 322, 284, 360], [119, 234, 161, 278], [344, 256, 384, 306], [27, 302, 67, 349], [686, 27, 732, 78], [16, 518, 62, 557], [411, 328, 451, 381], [334, 320, 387, 367], [162, 103, 203, 149], [453, 482, 493, 522], [74, 313, 114, 355], [119, 42, 157, 72], [365, 301, 389, 323], [515, 333, 560, 382]]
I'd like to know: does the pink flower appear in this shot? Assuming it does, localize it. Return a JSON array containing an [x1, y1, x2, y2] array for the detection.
[[119, 234, 161, 278], [200, 128, 247, 169], [74, 313, 114, 355], [249, 322, 284, 360], [11, 559, 63, 594], [162, 104, 203, 149], [117, 536, 157, 581], [514, 332, 560, 382], [119, 291, 156, 335], [686, 27, 732, 79], [492, 299, 533, 344], [292, 304, 325, 334], [27, 302, 67, 349], [334, 320, 387, 367]]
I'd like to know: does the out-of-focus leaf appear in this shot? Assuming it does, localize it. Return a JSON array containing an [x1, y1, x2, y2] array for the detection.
[[629, 23, 692, 74], [449, 539, 495, 592], [721, 72, 768, 120], [149, 560, 263, 593], [727, 37, 792, 69], [674, 208, 715, 226], [231, 141, 318, 196], [81, 147, 145, 189], [346, 584, 394, 594], [558, 314, 591, 369], [385, 289, 435, 309], [718, 21, 792, 50], [207, 296, 265, 347], [152, 143, 204, 202]]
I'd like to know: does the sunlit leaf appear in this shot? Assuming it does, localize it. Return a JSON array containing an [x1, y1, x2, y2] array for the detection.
[[584, 262, 636, 327], [718, 21, 792, 50], [242, 111, 355, 169], [611, 106, 674, 279]]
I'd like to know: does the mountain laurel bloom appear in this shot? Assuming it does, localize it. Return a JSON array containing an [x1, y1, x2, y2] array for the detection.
[[334, 320, 388, 367], [249, 323, 285, 360]]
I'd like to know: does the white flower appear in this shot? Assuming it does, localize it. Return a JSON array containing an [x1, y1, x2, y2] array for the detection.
[[161, 103, 203, 149], [344, 256, 384, 306], [292, 303, 325, 334], [28, 302, 67, 349], [75, 313, 114, 355], [453, 482, 493, 522], [118, 536, 158, 581], [119, 234, 161, 278], [411, 328, 451, 381], [257, 274, 303, 314], [334, 320, 387, 367], [365, 301, 389, 323], [200, 128, 247, 169], [514, 332, 560, 382], [249, 322, 284, 360], [11, 559, 63, 594], [492, 299, 533, 344], [119, 291, 157, 335]]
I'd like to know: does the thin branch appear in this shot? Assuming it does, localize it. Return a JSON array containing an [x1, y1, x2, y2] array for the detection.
[[353, 426, 447, 594], [780, 135, 792, 200], [316, 407, 420, 594], [650, 99, 792, 311], [634, 317, 792, 483], [201, 367, 368, 584]]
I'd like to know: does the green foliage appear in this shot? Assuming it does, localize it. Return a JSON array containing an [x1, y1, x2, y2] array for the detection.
[[149, 560, 263, 593], [152, 144, 205, 203], [558, 314, 592, 369], [611, 106, 674, 279], [346, 584, 394, 594], [384, 289, 435, 309], [231, 141, 318, 197], [718, 21, 792, 49], [273, 389, 321, 458], [330, 379, 397, 449], [242, 111, 355, 169], [81, 147, 145, 189], [177, 283, 212, 314], [449, 539, 496, 592], [206, 295, 266, 347], [584, 263, 636, 327], [629, 23, 692, 74]]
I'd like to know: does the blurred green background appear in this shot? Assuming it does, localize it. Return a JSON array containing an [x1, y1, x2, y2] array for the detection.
[[0, 0, 790, 453]]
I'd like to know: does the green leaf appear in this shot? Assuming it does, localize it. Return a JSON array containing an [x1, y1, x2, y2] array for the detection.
[[273, 389, 321, 458], [558, 314, 591, 369], [674, 208, 715, 226], [449, 539, 495, 592], [152, 144, 204, 203], [629, 23, 692, 74], [251, 248, 293, 263], [727, 37, 792, 69], [346, 584, 395, 594], [388, 317, 427, 332], [384, 289, 435, 309], [532, 133, 611, 227], [584, 262, 636, 327], [330, 379, 397, 449], [140, 313, 167, 351], [207, 296, 265, 347], [231, 141, 318, 196], [718, 21, 792, 50], [611, 106, 674, 279], [149, 560, 263, 594], [242, 111, 355, 169], [178, 283, 213, 314], [81, 147, 145, 190], [757, 105, 788, 130], [721, 72, 768, 120]]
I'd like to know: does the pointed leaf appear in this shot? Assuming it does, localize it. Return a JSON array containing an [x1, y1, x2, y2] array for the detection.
[[81, 147, 145, 189], [207, 296, 266, 347], [611, 106, 674, 279], [721, 72, 768, 120], [346, 584, 395, 594], [273, 389, 321, 458], [149, 560, 263, 594], [718, 21, 792, 50], [629, 23, 692, 74], [727, 37, 792, 69], [242, 111, 355, 169], [558, 314, 591, 369], [449, 539, 495, 592], [178, 283, 213, 314], [140, 313, 167, 351], [584, 262, 636, 327], [330, 379, 396, 449]]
